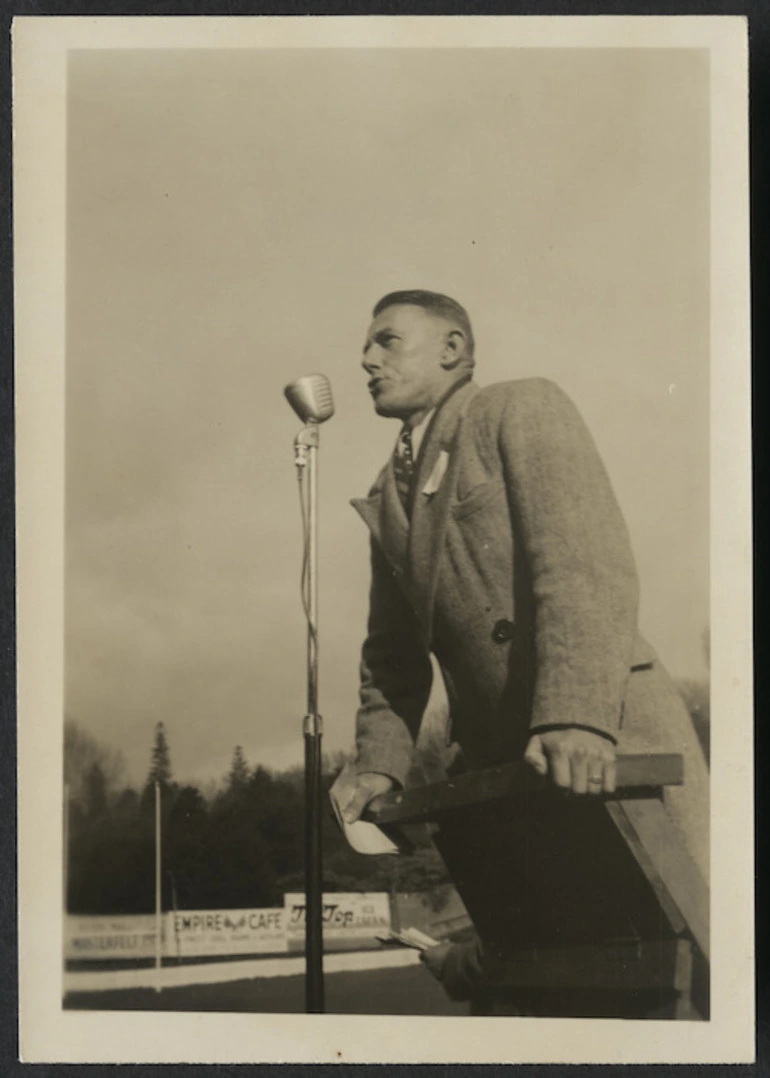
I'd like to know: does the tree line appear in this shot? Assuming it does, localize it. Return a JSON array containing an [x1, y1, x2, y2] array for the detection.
[[65, 660, 709, 917], [64, 720, 451, 915]]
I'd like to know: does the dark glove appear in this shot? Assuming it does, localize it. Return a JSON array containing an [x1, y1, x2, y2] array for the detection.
[[419, 936, 485, 1002]]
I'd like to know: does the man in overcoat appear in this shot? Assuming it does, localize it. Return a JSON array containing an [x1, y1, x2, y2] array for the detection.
[[335, 290, 708, 896]]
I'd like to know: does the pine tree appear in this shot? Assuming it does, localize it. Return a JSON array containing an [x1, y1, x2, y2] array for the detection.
[[146, 721, 173, 790], [227, 745, 250, 792]]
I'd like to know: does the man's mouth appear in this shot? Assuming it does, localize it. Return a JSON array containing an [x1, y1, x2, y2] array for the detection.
[[368, 377, 385, 394]]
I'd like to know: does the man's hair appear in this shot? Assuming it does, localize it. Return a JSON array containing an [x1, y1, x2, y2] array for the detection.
[[372, 290, 475, 365]]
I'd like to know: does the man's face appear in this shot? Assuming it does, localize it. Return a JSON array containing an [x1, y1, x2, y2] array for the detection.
[[361, 304, 452, 421]]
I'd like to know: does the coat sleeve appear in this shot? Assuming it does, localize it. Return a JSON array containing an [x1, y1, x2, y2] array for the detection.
[[354, 539, 433, 788], [498, 379, 639, 743]]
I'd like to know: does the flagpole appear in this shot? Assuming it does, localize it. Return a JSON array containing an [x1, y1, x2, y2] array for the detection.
[[155, 779, 162, 992], [63, 782, 70, 975], [63, 782, 70, 915]]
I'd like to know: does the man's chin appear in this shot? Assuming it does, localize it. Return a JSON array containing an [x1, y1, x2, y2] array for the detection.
[[372, 398, 400, 418]]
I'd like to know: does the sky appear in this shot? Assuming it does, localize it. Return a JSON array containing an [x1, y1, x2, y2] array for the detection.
[[65, 47, 710, 789]]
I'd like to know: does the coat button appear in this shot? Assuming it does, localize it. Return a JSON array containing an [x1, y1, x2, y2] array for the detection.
[[491, 618, 514, 644]]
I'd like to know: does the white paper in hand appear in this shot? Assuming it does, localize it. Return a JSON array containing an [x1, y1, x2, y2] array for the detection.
[[329, 763, 400, 856]]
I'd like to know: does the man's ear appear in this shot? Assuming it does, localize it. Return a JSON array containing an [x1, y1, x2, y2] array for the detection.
[[439, 329, 466, 370]]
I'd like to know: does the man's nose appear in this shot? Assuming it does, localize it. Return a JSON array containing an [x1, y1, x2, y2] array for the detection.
[[361, 351, 381, 374]]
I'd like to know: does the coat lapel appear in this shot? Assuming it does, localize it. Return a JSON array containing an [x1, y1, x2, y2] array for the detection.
[[352, 378, 479, 640], [407, 379, 479, 638], [350, 457, 410, 577]]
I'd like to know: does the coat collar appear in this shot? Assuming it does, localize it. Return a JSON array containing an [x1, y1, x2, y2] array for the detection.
[[351, 377, 479, 639]]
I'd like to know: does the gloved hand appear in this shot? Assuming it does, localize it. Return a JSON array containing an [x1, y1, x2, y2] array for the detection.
[[419, 936, 485, 1002]]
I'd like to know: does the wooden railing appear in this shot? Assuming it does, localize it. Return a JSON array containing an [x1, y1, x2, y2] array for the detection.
[[365, 753, 683, 827]]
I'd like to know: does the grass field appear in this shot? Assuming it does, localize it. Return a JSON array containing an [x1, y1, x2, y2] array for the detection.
[[64, 962, 468, 1015]]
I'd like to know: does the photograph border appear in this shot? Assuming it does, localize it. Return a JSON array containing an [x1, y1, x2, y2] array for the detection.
[[12, 13, 753, 1066]]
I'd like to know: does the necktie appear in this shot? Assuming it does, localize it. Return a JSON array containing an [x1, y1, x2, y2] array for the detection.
[[393, 425, 415, 514]]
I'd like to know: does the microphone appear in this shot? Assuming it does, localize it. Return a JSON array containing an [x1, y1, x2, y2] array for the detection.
[[284, 374, 334, 424]]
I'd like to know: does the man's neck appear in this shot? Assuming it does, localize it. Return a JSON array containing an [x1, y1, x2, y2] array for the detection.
[[403, 374, 473, 429], [404, 407, 433, 430]]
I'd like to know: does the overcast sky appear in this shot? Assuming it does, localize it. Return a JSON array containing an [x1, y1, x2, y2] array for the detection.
[[65, 47, 709, 788]]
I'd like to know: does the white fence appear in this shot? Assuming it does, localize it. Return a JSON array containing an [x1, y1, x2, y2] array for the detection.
[[65, 893, 391, 962]]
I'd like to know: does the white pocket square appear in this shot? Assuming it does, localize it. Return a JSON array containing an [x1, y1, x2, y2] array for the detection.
[[422, 450, 450, 496]]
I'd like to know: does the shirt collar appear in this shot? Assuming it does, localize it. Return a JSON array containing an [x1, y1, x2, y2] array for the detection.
[[401, 409, 435, 459], [395, 375, 474, 460]]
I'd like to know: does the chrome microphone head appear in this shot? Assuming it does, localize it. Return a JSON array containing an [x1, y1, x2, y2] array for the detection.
[[284, 374, 335, 424]]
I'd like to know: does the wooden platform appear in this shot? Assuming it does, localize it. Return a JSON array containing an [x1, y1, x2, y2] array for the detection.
[[366, 754, 708, 1019]]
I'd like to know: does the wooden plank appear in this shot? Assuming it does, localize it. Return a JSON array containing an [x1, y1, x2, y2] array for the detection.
[[606, 798, 710, 961], [366, 754, 684, 826], [604, 800, 688, 939]]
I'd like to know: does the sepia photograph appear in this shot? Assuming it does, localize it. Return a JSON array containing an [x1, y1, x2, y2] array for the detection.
[[14, 15, 753, 1065]]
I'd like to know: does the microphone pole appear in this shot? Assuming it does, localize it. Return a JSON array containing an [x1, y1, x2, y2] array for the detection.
[[294, 421, 324, 1014], [286, 374, 333, 1015]]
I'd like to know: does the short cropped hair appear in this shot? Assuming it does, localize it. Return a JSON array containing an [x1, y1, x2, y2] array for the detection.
[[372, 290, 475, 364]]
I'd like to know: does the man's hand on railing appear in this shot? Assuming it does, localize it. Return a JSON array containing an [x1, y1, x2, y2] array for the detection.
[[330, 769, 395, 823], [523, 728, 617, 795]]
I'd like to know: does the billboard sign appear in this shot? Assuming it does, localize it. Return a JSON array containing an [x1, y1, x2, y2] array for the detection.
[[66, 896, 391, 961], [169, 908, 285, 957], [64, 914, 161, 961], [283, 892, 390, 951]]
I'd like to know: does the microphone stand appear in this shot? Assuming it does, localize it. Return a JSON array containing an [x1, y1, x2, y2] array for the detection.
[[294, 422, 324, 1013]]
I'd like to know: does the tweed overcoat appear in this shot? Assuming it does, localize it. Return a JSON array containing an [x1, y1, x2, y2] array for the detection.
[[351, 377, 708, 878]]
